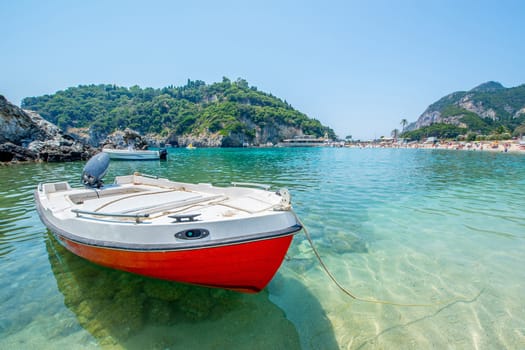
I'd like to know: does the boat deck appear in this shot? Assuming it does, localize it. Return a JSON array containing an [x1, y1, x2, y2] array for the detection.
[[43, 175, 281, 225]]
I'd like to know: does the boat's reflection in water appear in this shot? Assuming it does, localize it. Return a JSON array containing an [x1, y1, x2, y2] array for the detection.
[[45, 232, 302, 348]]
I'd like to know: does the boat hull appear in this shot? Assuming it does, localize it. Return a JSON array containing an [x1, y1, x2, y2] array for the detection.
[[102, 149, 160, 160], [53, 232, 294, 293], [35, 173, 301, 293]]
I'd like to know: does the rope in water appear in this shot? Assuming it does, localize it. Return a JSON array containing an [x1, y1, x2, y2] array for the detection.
[[293, 213, 481, 307]]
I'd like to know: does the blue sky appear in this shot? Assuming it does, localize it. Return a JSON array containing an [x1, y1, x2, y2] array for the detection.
[[2, 0, 524, 140]]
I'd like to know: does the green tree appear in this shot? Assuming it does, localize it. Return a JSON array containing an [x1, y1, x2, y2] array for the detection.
[[400, 118, 408, 132], [391, 129, 399, 139], [513, 122, 525, 137]]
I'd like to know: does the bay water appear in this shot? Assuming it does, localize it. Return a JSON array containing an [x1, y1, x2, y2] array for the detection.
[[1, 148, 524, 349]]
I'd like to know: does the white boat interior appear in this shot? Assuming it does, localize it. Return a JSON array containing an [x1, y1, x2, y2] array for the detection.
[[37, 173, 297, 247]]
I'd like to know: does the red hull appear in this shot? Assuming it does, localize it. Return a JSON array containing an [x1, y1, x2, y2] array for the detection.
[[56, 235, 294, 293]]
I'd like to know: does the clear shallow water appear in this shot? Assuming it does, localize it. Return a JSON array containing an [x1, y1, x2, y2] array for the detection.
[[1, 148, 524, 349]]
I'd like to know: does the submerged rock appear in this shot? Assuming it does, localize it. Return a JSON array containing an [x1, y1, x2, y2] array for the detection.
[[45, 233, 301, 348]]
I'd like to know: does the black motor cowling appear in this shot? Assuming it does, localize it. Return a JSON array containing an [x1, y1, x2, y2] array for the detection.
[[81, 152, 110, 188], [159, 148, 167, 160]]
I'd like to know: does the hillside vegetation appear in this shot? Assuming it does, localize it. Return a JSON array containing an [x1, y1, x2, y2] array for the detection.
[[403, 82, 525, 141], [21, 78, 335, 147]]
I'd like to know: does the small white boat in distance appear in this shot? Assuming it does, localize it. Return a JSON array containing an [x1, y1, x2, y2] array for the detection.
[[102, 148, 166, 160]]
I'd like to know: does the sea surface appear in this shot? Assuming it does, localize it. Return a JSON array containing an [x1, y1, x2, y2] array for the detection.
[[1, 147, 524, 349]]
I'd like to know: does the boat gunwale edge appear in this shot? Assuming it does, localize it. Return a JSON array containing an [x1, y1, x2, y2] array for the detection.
[[35, 190, 302, 252]]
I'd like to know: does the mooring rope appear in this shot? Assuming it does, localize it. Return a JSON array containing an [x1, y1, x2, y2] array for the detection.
[[293, 213, 482, 307]]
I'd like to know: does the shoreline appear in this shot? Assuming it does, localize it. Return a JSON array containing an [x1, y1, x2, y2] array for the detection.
[[2, 140, 525, 165], [347, 140, 525, 154]]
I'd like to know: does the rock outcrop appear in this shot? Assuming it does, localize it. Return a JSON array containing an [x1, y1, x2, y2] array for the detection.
[[406, 81, 525, 133], [170, 132, 224, 148], [0, 142, 37, 162], [0, 95, 96, 162], [101, 128, 149, 150], [163, 123, 305, 148], [0, 95, 50, 145]]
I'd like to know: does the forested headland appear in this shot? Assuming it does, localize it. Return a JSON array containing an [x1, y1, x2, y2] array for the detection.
[[22, 78, 336, 147]]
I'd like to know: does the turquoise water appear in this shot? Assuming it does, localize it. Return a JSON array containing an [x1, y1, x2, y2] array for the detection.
[[1, 148, 524, 349]]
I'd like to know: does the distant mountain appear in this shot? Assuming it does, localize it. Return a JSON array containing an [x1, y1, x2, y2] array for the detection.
[[469, 81, 505, 93], [21, 78, 336, 147], [404, 81, 525, 140]]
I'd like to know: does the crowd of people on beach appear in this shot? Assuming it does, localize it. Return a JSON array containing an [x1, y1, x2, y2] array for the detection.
[[347, 139, 525, 153]]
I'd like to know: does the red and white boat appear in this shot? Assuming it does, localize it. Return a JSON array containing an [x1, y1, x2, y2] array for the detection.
[[35, 154, 301, 293]]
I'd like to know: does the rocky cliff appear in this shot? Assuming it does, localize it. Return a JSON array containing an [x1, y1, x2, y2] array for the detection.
[[406, 81, 525, 134], [0, 95, 96, 162]]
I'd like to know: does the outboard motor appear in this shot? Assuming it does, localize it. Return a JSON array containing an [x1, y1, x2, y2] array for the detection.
[[81, 152, 110, 188], [159, 148, 168, 160]]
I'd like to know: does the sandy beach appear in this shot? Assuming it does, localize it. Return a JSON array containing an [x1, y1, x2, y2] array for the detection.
[[349, 140, 525, 154]]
